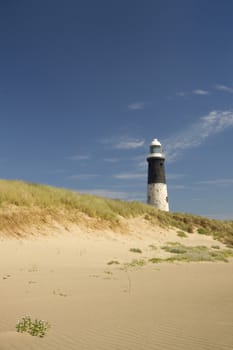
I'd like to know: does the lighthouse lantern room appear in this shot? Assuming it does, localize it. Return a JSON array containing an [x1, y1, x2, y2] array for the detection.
[[147, 138, 169, 211]]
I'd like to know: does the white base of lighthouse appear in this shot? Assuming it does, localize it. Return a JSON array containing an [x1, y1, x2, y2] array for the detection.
[[147, 183, 169, 211]]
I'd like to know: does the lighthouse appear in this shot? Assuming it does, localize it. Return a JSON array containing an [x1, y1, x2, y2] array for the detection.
[[147, 138, 169, 211]]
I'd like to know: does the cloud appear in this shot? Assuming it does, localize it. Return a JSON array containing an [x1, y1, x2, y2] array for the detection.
[[192, 89, 210, 95], [177, 89, 210, 97], [197, 179, 233, 186], [128, 102, 144, 110], [132, 155, 147, 169], [114, 173, 145, 180], [215, 84, 233, 93], [163, 110, 233, 162], [103, 158, 119, 163], [116, 139, 145, 150], [101, 137, 145, 150], [67, 155, 90, 161], [176, 92, 187, 97]]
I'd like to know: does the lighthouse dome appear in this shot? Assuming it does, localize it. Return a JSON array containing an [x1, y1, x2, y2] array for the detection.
[[148, 138, 164, 158], [150, 138, 161, 147]]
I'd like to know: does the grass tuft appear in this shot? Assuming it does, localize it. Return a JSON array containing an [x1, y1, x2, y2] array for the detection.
[[124, 259, 147, 268], [148, 258, 162, 264], [177, 230, 188, 238], [129, 248, 142, 253], [107, 260, 120, 265]]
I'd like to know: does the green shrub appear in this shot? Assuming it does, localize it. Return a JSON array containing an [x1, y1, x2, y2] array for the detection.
[[16, 316, 50, 337], [197, 227, 208, 235]]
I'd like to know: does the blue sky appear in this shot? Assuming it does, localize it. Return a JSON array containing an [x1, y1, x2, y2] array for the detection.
[[1, 0, 233, 219]]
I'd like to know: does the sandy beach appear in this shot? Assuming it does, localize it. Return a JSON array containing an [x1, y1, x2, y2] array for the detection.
[[0, 223, 233, 350]]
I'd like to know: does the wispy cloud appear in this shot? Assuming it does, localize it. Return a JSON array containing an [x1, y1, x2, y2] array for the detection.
[[114, 173, 145, 180], [116, 139, 145, 150], [128, 102, 144, 110], [163, 110, 233, 162], [132, 155, 147, 170], [67, 155, 90, 161], [103, 158, 119, 163], [176, 91, 187, 97], [177, 89, 210, 97], [215, 84, 233, 93], [197, 179, 233, 186], [192, 89, 210, 95], [101, 137, 145, 150]]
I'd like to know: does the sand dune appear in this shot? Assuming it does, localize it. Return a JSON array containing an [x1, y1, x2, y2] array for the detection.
[[0, 222, 233, 350]]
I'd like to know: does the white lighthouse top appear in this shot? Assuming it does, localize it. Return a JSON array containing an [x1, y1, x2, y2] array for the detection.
[[148, 138, 165, 159], [150, 138, 161, 147]]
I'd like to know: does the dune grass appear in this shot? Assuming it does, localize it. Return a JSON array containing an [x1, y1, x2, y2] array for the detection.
[[0, 179, 233, 246], [161, 243, 233, 263]]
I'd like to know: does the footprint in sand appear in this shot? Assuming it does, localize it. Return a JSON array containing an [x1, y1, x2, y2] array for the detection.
[[53, 289, 68, 297], [2, 274, 11, 280]]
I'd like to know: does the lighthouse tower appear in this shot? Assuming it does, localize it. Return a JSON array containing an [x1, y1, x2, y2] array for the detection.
[[147, 138, 169, 211]]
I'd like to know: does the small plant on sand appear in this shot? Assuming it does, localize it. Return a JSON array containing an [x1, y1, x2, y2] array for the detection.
[[162, 244, 187, 254], [197, 227, 208, 235], [124, 259, 146, 268], [16, 315, 50, 337], [107, 260, 120, 265], [148, 244, 157, 250], [129, 248, 142, 253], [177, 230, 188, 238], [149, 258, 162, 264]]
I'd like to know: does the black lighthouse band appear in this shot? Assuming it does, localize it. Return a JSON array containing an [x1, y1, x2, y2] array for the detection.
[[147, 157, 166, 184]]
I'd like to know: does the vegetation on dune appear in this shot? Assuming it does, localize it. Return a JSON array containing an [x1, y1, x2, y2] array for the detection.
[[0, 179, 233, 247], [158, 243, 233, 263], [16, 315, 50, 337]]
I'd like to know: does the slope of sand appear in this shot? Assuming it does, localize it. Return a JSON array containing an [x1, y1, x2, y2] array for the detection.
[[0, 219, 233, 350]]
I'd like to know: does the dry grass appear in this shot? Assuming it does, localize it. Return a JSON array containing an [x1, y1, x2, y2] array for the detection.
[[0, 179, 233, 246]]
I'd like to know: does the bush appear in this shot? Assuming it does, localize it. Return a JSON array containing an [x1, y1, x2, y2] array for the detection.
[[16, 316, 50, 337], [197, 227, 208, 235]]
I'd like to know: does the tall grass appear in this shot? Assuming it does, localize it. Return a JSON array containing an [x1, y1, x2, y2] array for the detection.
[[0, 179, 233, 245]]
